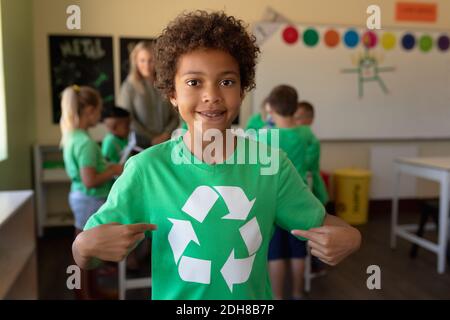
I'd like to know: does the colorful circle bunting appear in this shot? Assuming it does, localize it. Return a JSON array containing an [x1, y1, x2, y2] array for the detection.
[[419, 35, 433, 52], [362, 31, 378, 48], [282, 26, 299, 45], [437, 35, 450, 51], [303, 28, 319, 47], [344, 29, 359, 48], [381, 32, 396, 50], [324, 29, 340, 48], [402, 33, 416, 50], [277, 26, 448, 53]]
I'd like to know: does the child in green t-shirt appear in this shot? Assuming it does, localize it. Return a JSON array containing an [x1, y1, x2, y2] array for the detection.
[[101, 106, 131, 164], [254, 84, 316, 299], [294, 101, 329, 205], [245, 98, 274, 130], [60, 85, 123, 299], [72, 11, 361, 300]]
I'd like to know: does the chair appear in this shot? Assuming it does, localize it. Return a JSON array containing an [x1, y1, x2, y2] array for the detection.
[[410, 200, 449, 263], [118, 259, 151, 300]]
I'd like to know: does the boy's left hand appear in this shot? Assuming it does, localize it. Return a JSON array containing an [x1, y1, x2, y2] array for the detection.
[[292, 225, 361, 266]]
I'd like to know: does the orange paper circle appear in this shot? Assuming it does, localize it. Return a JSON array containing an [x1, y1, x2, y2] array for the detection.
[[324, 29, 340, 48]]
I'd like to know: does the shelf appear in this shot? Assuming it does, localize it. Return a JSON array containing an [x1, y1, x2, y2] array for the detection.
[[45, 212, 74, 227], [42, 169, 70, 183]]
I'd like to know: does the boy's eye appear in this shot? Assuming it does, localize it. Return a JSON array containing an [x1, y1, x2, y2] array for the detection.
[[186, 79, 200, 86], [220, 79, 235, 87]]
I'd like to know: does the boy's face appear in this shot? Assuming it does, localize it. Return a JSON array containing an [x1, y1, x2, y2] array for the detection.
[[170, 49, 242, 134], [104, 117, 130, 139], [293, 107, 313, 126]]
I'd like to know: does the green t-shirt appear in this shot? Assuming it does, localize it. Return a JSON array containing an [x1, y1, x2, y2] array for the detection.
[[63, 129, 113, 198], [255, 126, 314, 181], [84, 134, 325, 300], [245, 113, 266, 130], [101, 133, 128, 164], [256, 126, 329, 205], [304, 127, 329, 205]]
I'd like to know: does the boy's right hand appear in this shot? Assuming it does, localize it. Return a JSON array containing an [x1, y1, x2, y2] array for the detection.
[[76, 223, 157, 262]]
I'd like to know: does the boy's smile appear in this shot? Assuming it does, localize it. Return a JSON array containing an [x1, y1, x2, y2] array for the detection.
[[170, 49, 243, 134]]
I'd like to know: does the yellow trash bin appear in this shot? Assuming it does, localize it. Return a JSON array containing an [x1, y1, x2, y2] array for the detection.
[[334, 168, 371, 225]]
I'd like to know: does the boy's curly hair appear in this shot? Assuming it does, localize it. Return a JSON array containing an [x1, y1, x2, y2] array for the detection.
[[154, 10, 260, 100]]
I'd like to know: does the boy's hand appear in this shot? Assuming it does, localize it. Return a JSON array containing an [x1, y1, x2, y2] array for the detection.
[[76, 223, 157, 262], [292, 225, 361, 266]]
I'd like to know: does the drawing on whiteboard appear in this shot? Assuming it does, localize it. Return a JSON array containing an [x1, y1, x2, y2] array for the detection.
[[341, 49, 395, 98]]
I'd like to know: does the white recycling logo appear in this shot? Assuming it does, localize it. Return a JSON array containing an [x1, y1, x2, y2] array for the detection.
[[168, 186, 262, 292]]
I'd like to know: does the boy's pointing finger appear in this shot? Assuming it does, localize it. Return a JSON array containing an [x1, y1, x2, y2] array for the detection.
[[291, 229, 326, 245], [127, 223, 158, 234]]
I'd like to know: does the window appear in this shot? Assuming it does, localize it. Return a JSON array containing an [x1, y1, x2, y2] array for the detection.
[[0, 3, 7, 162]]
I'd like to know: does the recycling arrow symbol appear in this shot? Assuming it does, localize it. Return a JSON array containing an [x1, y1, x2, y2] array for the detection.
[[168, 186, 262, 292]]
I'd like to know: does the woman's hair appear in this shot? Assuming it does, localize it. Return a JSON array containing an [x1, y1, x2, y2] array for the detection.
[[128, 40, 155, 93], [59, 85, 101, 146], [154, 10, 260, 100]]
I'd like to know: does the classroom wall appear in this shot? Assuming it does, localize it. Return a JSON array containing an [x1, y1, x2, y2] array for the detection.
[[32, 0, 450, 197], [0, 0, 35, 190]]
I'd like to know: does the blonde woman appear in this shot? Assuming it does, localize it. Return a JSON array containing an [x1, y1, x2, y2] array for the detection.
[[118, 41, 179, 148]]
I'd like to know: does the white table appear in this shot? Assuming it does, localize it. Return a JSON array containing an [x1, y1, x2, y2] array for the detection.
[[0, 190, 37, 298], [391, 157, 450, 274]]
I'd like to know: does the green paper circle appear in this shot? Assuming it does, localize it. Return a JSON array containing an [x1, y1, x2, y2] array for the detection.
[[419, 35, 433, 52], [303, 28, 319, 47]]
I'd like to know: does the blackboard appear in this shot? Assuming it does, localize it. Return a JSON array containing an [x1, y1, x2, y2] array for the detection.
[[49, 35, 115, 123], [119, 37, 154, 84]]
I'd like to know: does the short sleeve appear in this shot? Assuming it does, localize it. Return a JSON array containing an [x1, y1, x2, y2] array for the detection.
[[77, 140, 98, 168], [101, 136, 118, 163], [118, 80, 134, 112], [275, 151, 325, 235], [84, 157, 151, 232]]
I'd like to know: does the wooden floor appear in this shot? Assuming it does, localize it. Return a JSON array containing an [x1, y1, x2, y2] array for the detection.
[[37, 201, 450, 300]]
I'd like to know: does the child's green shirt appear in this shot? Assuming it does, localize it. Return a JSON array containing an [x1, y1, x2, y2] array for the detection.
[[63, 129, 112, 198], [245, 113, 266, 130], [84, 134, 325, 299], [255, 126, 313, 181], [304, 127, 329, 205], [101, 133, 128, 164], [256, 126, 329, 205]]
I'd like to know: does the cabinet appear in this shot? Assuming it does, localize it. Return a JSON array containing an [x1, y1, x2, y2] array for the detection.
[[0, 191, 38, 299]]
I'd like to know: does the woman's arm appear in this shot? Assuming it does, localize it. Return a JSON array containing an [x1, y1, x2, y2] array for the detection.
[[80, 164, 122, 189]]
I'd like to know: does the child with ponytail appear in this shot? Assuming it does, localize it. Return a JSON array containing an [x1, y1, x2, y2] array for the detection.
[[60, 85, 123, 299]]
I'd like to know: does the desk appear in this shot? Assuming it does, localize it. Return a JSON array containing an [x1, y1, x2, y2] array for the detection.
[[0, 190, 37, 299], [391, 157, 450, 274]]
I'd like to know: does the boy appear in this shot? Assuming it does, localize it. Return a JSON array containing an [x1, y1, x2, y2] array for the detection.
[[294, 101, 329, 205], [102, 106, 131, 164], [245, 98, 274, 130], [72, 11, 361, 300], [255, 85, 316, 299]]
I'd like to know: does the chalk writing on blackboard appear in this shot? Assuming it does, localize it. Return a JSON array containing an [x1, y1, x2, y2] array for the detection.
[[49, 35, 115, 123]]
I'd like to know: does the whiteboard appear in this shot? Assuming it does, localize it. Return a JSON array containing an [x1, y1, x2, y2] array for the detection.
[[253, 23, 450, 140]]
